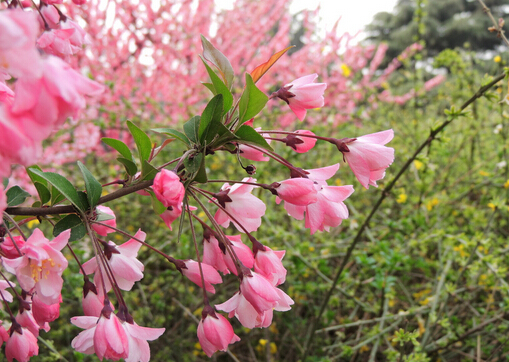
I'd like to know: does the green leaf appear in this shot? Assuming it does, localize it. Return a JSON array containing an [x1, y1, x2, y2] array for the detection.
[[184, 116, 201, 144], [6, 186, 30, 206], [2, 178, 8, 188], [53, 214, 87, 242], [199, 94, 224, 143], [141, 160, 159, 181], [148, 190, 167, 215], [202, 82, 216, 94], [127, 121, 152, 162], [28, 168, 87, 212], [184, 153, 207, 183], [77, 161, 102, 209], [77, 191, 90, 211], [235, 125, 273, 151], [200, 57, 233, 113], [101, 138, 135, 161], [51, 188, 66, 206], [207, 120, 237, 148], [152, 128, 190, 146], [238, 73, 268, 125], [201, 35, 234, 88], [33, 182, 51, 205], [117, 157, 138, 176]]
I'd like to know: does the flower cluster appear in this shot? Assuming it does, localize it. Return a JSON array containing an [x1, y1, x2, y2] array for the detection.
[[0, 3, 395, 361]]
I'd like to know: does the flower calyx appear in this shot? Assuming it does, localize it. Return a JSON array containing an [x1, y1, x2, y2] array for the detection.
[[271, 85, 295, 105]]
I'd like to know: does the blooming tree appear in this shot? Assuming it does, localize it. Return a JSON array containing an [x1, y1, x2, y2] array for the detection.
[[0, 0, 396, 360]]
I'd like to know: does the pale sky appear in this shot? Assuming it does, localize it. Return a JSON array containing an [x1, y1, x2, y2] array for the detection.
[[216, 0, 399, 39]]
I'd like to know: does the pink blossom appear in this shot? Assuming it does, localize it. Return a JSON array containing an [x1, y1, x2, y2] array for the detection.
[[214, 177, 266, 233], [32, 294, 61, 328], [0, 280, 15, 303], [272, 177, 317, 206], [223, 235, 254, 275], [16, 306, 47, 338], [216, 292, 273, 329], [5, 324, 38, 362], [71, 304, 129, 360], [2, 229, 69, 305], [179, 260, 222, 294], [122, 321, 165, 362], [240, 271, 280, 314], [92, 205, 117, 236], [10, 56, 104, 143], [153, 169, 185, 210], [283, 130, 317, 153], [159, 203, 196, 231], [203, 235, 229, 275], [82, 229, 145, 292], [203, 234, 254, 275], [197, 307, 240, 357], [39, 4, 60, 29], [81, 280, 105, 317], [238, 128, 271, 161], [338, 130, 394, 189], [254, 246, 287, 286], [1, 234, 24, 258], [273, 74, 327, 121], [0, 9, 42, 78], [37, 29, 81, 59]]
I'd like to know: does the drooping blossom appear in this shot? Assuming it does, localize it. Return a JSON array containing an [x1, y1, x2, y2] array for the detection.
[[0, 9, 42, 78], [0, 280, 15, 303], [254, 246, 287, 286], [272, 74, 326, 121], [278, 164, 354, 234], [159, 204, 196, 231], [122, 319, 165, 362], [153, 169, 185, 210], [282, 130, 317, 153], [216, 291, 273, 329], [197, 306, 240, 357], [82, 229, 145, 292], [5, 322, 39, 362], [81, 280, 105, 317], [238, 127, 271, 162], [16, 304, 48, 337], [334, 130, 395, 189], [71, 303, 129, 360], [32, 294, 61, 328], [92, 205, 117, 236], [271, 177, 317, 206], [203, 234, 254, 275], [1, 234, 24, 258], [214, 177, 266, 233], [178, 260, 222, 294], [37, 28, 81, 59], [222, 235, 254, 275], [239, 271, 280, 314], [2, 229, 70, 305]]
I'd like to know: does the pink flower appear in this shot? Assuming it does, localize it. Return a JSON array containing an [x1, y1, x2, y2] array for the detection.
[[37, 28, 81, 59], [179, 260, 222, 294], [254, 246, 287, 286], [5, 323, 38, 362], [1, 234, 24, 258], [0, 9, 42, 78], [32, 294, 61, 328], [81, 280, 105, 317], [336, 130, 394, 189], [272, 177, 317, 206], [216, 292, 273, 329], [10, 56, 104, 143], [240, 271, 280, 314], [282, 130, 317, 153], [214, 177, 266, 233], [159, 203, 196, 231], [238, 128, 271, 162], [273, 74, 327, 121], [203, 235, 229, 275], [153, 169, 185, 210], [203, 234, 254, 275], [223, 235, 254, 275], [82, 229, 145, 292], [197, 306, 240, 357], [0, 280, 15, 303], [71, 304, 129, 361], [92, 205, 117, 236], [122, 321, 165, 362], [279, 164, 355, 234], [2, 229, 69, 305]]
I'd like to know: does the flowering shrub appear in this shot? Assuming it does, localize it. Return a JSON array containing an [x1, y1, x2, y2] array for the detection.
[[0, 1, 397, 360]]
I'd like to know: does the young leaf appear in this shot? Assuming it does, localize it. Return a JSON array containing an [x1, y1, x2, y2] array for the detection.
[[77, 161, 102, 209], [236, 125, 273, 151], [6, 186, 31, 206], [201, 35, 234, 88], [127, 121, 152, 162], [200, 57, 233, 112], [250, 46, 294, 83], [238, 73, 268, 125], [141, 160, 159, 181], [152, 128, 190, 146], [28, 168, 88, 212], [199, 94, 224, 143], [117, 157, 138, 176], [184, 116, 201, 144], [184, 153, 203, 175], [101, 138, 135, 162], [53, 214, 87, 242], [33, 182, 51, 205], [202, 82, 216, 94]]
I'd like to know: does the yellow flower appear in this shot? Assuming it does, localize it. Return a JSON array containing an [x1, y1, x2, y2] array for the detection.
[[504, 179, 509, 188], [488, 202, 496, 211], [340, 64, 351, 77], [308, 246, 315, 252], [26, 219, 40, 229], [396, 193, 407, 204], [269, 342, 277, 354], [414, 160, 424, 170], [479, 170, 490, 176], [494, 55, 502, 63]]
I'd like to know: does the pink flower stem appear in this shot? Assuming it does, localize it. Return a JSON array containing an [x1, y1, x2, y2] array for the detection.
[[30, 0, 50, 30], [66, 242, 88, 277], [188, 189, 244, 276], [1, 225, 23, 257], [91, 221, 173, 260], [0, 268, 23, 313], [2, 213, 27, 243], [185, 199, 209, 303], [244, 144, 310, 178]]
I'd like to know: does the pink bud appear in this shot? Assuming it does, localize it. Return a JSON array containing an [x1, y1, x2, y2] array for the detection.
[[273, 178, 317, 206], [181, 260, 222, 294], [285, 130, 317, 153], [92, 205, 116, 236], [197, 310, 240, 357], [153, 169, 185, 210], [254, 246, 287, 286]]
